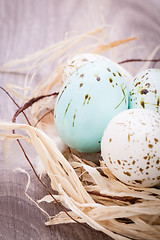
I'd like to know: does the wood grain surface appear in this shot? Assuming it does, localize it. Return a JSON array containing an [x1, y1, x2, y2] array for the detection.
[[0, 0, 160, 239]]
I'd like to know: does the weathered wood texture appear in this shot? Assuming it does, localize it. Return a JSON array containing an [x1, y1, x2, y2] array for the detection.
[[0, 0, 160, 239]]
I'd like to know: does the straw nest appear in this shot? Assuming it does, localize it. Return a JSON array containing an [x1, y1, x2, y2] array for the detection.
[[0, 27, 160, 240]]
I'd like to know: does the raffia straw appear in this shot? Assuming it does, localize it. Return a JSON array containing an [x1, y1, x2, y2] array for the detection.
[[0, 122, 160, 240]]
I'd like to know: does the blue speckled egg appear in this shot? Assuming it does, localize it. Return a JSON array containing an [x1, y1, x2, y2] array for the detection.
[[129, 69, 160, 113], [54, 57, 130, 153]]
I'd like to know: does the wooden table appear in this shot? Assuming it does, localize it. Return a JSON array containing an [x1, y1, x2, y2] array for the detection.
[[0, 0, 160, 239]]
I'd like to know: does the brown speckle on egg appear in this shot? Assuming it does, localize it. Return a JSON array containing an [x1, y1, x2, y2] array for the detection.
[[140, 89, 148, 95], [140, 100, 145, 108], [134, 179, 143, 184], [80, 73, 84, 78], [135, 82, 141, 87], [101, 109, 160, 188], [145, 83, 151, 87], [139, 168, 144, 173], [96, 76, 101, 81], [83, 94, 89, 105], [109, 157, 112, 164], [123, 171, 131, 176], [72, 110, 77, 127], [148, 144, 153, 148]]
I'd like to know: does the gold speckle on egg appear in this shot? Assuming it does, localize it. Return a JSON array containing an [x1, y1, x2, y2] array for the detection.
[[64, 99, 72, 117], [117, 71, 122, 77], [114, 85, 127, 110], [128, 133, 130, 142], [72, 110, 77, 127], [87, 96, 91, 104], [57, 85, 68, 103]]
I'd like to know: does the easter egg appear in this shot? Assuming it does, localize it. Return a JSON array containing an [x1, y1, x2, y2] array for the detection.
[[129, 69, 160, 113], [101, 108, 160, 188], [54, 55, 131, 152]]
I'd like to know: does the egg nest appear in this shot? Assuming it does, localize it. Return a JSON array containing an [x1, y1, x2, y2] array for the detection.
[[0, 27, 160, 240]]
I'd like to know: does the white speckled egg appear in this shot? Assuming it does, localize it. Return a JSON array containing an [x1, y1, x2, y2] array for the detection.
[[54, 56, 131, 153], [101, 108, 160, 188], [129, 69, 160, 113]]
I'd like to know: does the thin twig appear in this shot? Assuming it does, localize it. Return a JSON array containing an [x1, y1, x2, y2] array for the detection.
[[12, 92, 59, 123], [119, 58, 160, 64], [34, 109, 54, 127], [0, 86, 31, 125]]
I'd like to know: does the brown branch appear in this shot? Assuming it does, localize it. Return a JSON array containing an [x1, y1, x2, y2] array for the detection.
[[12, 92, 59, 123], [118, 58, 160, 64], [0, 86, 31, 125]]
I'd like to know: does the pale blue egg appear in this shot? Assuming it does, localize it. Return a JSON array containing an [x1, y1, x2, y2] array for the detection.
[[129, 69, 160, 113], [54, 58, 129, 153]]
